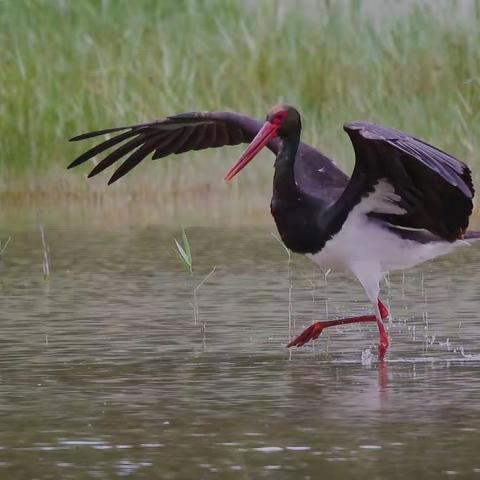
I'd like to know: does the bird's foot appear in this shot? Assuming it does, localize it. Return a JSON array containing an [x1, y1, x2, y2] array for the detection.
[[287, 299, 391, 356], [287, 322, 325, 348], [287, 314, 378, 349]]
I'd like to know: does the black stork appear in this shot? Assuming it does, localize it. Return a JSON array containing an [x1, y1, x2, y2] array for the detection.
[[68, 105, 479, 360]]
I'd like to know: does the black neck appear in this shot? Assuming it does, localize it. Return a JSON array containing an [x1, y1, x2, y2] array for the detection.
[[273, 132, 301, 201], [270, 130, 331, 255]]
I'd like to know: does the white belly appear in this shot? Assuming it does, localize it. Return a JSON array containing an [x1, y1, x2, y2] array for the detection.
[[306, 179, 468, 301], [308, 218, 458, 275], [308, 179, 465, 275]]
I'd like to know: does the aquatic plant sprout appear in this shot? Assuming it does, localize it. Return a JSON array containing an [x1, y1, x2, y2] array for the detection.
[[173, 228, 216, 330], [0, 237, 11, 257], [174, 228, 193, 276]]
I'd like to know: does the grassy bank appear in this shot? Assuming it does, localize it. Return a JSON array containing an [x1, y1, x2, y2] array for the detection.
[[1, 0, 480, 221]]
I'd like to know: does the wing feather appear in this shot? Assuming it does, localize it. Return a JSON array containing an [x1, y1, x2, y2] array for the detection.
[[108, 136, 162, 185], [339, 122, 474, 241], [69, 112, 265, 183], [69, 110, 347, 192], [153, 127, 195, 157], [87, 131, 163, 178], [68, 129, 140, 169], [151, 128, 190, 160], [212, 122, 229, 147]]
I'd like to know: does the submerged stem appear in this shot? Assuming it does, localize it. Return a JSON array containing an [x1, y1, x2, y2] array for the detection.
[[193, 266, 216, 332]]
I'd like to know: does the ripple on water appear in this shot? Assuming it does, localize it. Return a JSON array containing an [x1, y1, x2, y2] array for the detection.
[[253, 446, 283, 452], [1, 225, 480, 479]]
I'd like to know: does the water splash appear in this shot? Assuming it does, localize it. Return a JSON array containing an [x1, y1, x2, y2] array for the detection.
[[361, 348, 373, 366]]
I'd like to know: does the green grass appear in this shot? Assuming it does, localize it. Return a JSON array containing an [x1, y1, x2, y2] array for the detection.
[[175, 228, 193, 275], [1, 0, 480, 221]]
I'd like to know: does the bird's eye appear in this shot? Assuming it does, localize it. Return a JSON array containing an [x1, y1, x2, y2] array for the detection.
[[274, 111, 287, 124]]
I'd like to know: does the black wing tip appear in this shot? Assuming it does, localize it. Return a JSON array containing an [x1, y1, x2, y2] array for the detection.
[[66, 160, 78, 169], [87, 168, 99, 179], [69, 133, 89, 142], [68, 126, 136, 142], [86, 164, 120, 182], [67, 157, 88, 169], [107, 172, 122, 185], [68, 131, 107, 142]]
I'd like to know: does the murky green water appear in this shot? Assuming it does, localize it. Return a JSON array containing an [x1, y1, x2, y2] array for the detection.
[[1, 223, 480, 479]]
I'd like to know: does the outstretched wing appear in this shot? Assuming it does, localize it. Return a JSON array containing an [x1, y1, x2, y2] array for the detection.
[[68, 111, 280, 185], [68, 111, 349, 194], [335, 121, 474, 241]]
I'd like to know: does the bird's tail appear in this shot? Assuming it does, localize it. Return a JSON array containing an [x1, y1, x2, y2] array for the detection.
[[464, 231, 480, 240]]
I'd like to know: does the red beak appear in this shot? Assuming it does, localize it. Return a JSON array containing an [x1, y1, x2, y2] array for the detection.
[[224, 121, 278, 181]]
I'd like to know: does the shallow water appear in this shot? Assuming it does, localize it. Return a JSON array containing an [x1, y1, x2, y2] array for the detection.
[[1, 223, 480, 479]]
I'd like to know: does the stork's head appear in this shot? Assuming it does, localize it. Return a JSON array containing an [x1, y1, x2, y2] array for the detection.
[[225, 104, 301, 181], [266, 104, 301, 139]]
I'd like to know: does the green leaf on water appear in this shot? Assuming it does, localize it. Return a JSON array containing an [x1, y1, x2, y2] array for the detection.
[[174, 228, 193, 275], [174, 239, 189, 264], [181, 228, 192, 265]]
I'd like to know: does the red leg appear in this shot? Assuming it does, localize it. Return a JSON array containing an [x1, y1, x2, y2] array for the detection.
[[287, 299, 390, 357], [376, 299, 390, 361], [287, 314, 377, 348], [378, 299, 389, 320]]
